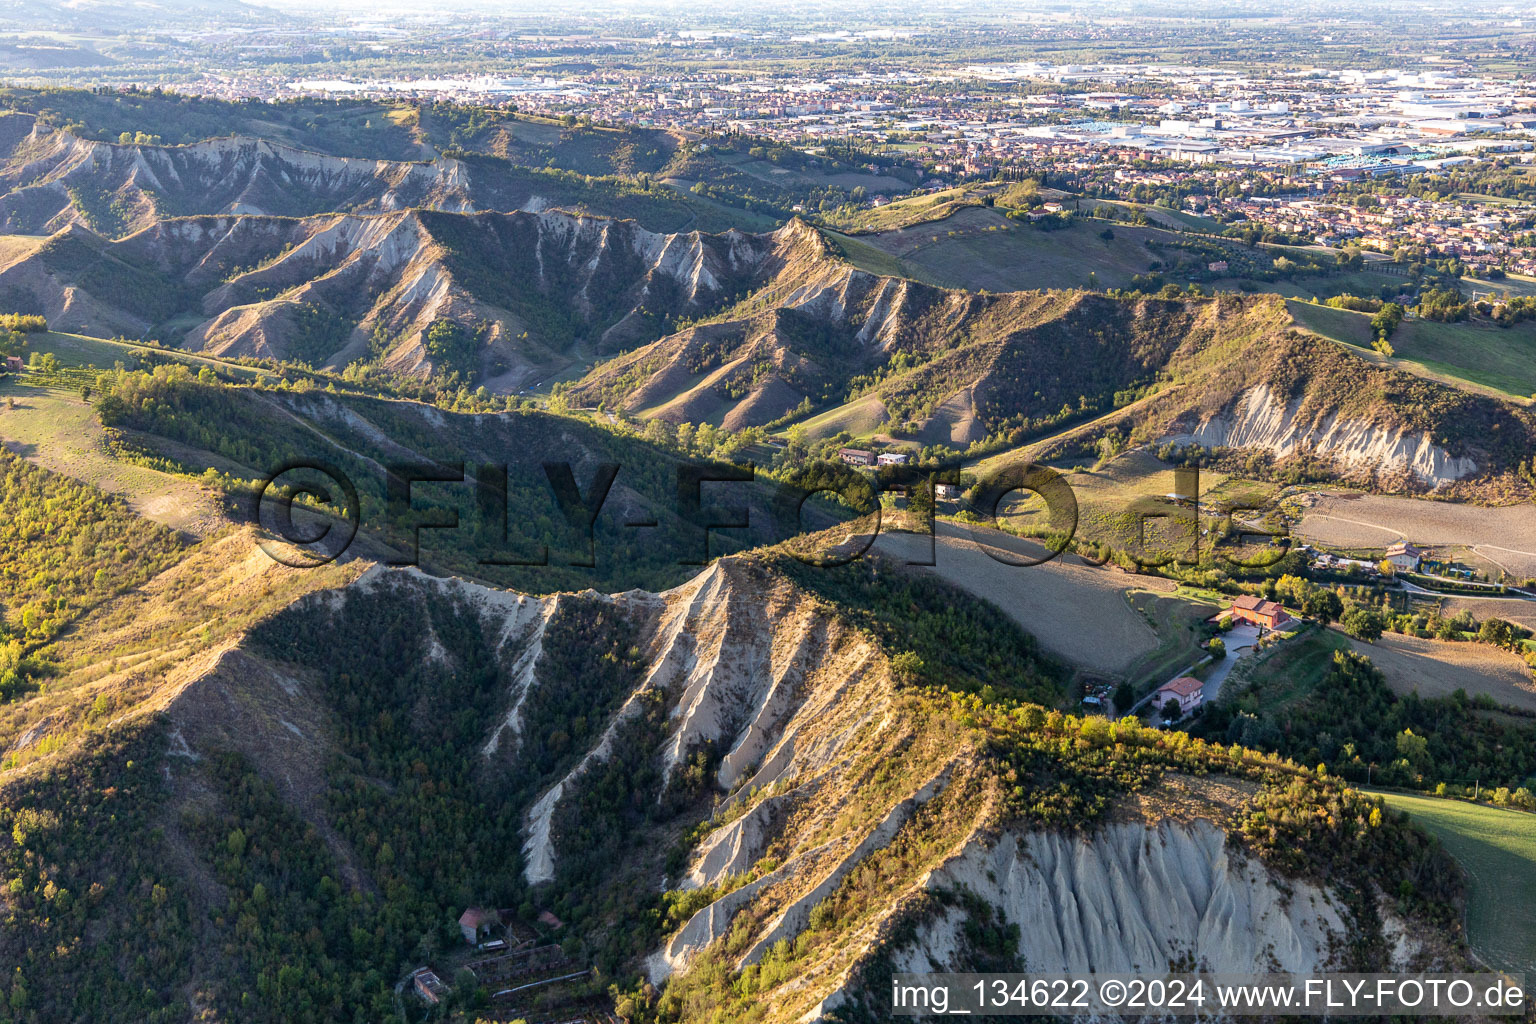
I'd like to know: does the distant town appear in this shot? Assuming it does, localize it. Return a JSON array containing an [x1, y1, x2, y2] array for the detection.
[[164, 58, 1536, 277]]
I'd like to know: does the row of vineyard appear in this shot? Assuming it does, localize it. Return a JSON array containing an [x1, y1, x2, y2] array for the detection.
[[1, 366, 98, 394]]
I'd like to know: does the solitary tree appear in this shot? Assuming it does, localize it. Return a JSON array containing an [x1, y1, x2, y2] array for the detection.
[[905, 476, 935, 530], [1303, 589, 1343, 626], [1395, 727, 1429, 770], [1342, 606, 1385, 642], [1113, 681, 1136, 714], [1478, 617, 1516, 650]]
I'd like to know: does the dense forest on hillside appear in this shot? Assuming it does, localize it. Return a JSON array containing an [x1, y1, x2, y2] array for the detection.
[[30, 230, 195, 324], [6, 579, 650, 1024], [232, 585, 549, 1021], [0, 723, 201, 1024], [1202, 649, 1536, 795], [233, 577, 753, 1010]]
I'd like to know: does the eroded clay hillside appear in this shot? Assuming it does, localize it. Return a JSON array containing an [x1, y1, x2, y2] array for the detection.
[[6, 178, 1532, 490], [0, 207, 774, 383], [569, 241, 1225, 441], [0, 521, 1470, 1023], [0, 113, 697, 238], [570, 229, 1536, 489], [1030, 308, 1536, 491]]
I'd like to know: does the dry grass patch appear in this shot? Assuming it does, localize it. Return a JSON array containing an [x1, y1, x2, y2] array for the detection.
[[1119, 770, 1261, 829], [872, 522, 1174, 677], [0, 385, 224, 535], [0, 528, 365, 768], [1346, 630, 1536, 712], [0, 233, 43, 270]]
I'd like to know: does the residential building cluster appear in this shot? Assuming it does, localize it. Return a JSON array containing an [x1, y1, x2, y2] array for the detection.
[[170, 50, 1536, 274]]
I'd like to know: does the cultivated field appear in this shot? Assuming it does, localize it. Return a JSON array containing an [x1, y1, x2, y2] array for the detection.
[[1395, 317, 1536, 398], [1462, 271, 1536, 300], [873, 521, 1185, 677], [1294, 493, 1536, 579], [1080, 197, 1224, 234], [1374, 792, 1536, 976], [846, 207, 1168, 293], [661, 180, 784, 233], [1440, 596, 1536, 634], [1267, 267, 1407, 304], [723, 154, 894, 194], [1289, 299, 1536, 398], [821, 186, 978, 234], [822, 231, 931, 283], [1288, 300, 1377, 347], [789, 393, 889, 441], [1347, 631, 1536, 713]]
